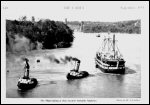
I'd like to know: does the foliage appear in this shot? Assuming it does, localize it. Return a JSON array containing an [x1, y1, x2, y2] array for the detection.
[[68, 20, 141, 34], [6, 19, 74, 49]]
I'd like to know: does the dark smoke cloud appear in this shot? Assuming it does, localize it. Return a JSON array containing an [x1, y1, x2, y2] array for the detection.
[[46, 55, 79, 64]]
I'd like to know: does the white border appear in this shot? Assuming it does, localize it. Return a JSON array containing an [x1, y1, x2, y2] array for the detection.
[[1, 1, 149, 104]]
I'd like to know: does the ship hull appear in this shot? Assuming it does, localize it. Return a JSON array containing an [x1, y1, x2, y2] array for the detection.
[[96, 64, 125, 74], [95, 58, 125, 74]]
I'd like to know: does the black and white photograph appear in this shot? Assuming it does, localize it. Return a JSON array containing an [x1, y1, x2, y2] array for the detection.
[[1, 1, 149, 104]]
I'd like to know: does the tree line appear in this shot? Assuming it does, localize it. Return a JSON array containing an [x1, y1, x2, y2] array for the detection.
[[6, 19, 74, 50], [68, 20, 141, 34]]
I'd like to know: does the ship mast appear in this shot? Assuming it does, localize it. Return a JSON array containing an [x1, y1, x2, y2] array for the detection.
[[113, 34, 115, 59]]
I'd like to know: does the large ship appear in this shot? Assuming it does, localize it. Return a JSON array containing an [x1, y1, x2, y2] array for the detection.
[[95, 33, 125, 74]]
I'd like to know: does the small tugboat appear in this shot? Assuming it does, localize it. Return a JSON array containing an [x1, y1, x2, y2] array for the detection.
[[95, 33, 125, 74], [66, 58, 89, 80], [17, 58, 38, 90]]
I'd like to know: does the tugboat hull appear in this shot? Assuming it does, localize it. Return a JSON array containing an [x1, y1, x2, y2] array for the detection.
[[17, 77, 38, 90], [66, 70, 89, 80]]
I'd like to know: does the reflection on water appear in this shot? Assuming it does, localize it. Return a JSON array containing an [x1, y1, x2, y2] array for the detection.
[[6, 32, 141, 98], [17, 89, 31, 98]]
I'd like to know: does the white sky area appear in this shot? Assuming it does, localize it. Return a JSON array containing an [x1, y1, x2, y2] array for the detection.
[[2, 1, 148, 22]]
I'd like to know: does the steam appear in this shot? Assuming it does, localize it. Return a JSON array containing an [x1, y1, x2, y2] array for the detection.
[[13, 34, 30, 52], [45, 55, 78, 64], [6, 34, 42, 53]]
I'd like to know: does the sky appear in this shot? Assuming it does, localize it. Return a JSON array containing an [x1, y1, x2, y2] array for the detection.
[[2, 1, 148, 22]]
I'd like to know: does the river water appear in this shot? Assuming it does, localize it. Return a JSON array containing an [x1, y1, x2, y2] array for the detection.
[[6, 32, 141, 98]]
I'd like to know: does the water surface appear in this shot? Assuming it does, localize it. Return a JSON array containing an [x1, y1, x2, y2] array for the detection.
[[6, 32, 141, 98]]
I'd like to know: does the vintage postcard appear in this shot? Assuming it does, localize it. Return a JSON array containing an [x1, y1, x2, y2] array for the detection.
[[1, 1, 149, 104]]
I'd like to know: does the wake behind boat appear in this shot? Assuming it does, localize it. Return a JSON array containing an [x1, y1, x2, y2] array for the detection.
[[95, 33, 125, 74]]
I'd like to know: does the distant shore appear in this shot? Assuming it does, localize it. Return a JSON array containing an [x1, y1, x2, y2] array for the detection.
[[67, 20, 141, 34]]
